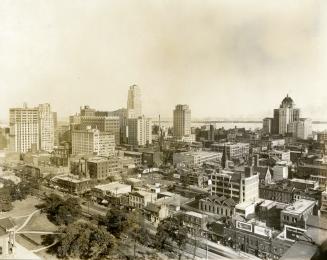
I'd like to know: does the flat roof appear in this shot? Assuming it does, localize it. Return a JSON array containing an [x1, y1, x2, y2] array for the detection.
[[185, 211, 204, 218], [291, 178, 317, 185], [282, 199, 316, 215], [95, 182, 130, 191], [126, 177, 142, 182], [279, 241, 317, 260], [55, 174, 90, 183], [236, 199, 264, 210], [178, 151, 221, 157], [124, 151, 142, 155]]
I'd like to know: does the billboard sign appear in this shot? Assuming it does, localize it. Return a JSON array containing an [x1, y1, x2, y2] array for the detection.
[[254, 225, 272, 238], [236, 221, 252, 232], [284, 225, 306, 242]]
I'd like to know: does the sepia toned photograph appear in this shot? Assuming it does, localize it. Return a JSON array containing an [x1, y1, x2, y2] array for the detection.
[[1, 0, 327, 259]]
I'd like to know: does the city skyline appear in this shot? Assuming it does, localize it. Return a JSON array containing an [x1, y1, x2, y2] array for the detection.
[[1, 0, 327, 121]]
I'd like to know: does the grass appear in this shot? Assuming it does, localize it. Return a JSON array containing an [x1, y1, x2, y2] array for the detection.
[[22, 211, 57, 232], [0, 195, 42, 219]]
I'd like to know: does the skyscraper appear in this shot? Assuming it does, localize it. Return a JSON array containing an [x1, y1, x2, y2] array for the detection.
[[38, 103, 55, 152], [9, 103, 55, 153], [262, 118, 273, 134], [80, 116, 120, 145], [173, 104, 191, 138], [127, 116, 152, 146], [287, 118, 312, 140], [273, 95, 300, 135], [72, 127, 115, 156], [9, 104, 39, 153], [127, 84, 142, 118]]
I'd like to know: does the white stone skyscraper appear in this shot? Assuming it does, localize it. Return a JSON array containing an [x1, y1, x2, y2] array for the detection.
[[127, 116, 152, 146], [9, 103, 55, 153], [127, 84, 142, 118], [38, 103, 55, 152], [173, 104, 191, 138], [9, 104, 39, 153], [272, 95, 300, 135]]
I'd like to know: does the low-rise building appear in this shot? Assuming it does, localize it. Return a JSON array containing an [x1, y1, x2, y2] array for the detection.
[[123, 151, 142, 167], [87, 156, 120, 180], [50, 143, 70, 167], [211, 142, 250, 161], [173, 151, 222, 166], [224, 220, 293, 259], [143, 203, 169, 226], [290, 178, 319, 190], [259, 182, 294, 204], [91, 182, 131, 204], [270, 150, 291, 162], [52, 174, 92, 195], [182, 211, 208, 237], [280, 199, 316, 229], [128, 190, 156, 209], [199, 195, 236, 217]]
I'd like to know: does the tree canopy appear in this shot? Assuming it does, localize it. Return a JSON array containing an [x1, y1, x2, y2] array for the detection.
[[55, 221, 116, 260], [39, 193, 82, 225], [155, 215, 188, 259]]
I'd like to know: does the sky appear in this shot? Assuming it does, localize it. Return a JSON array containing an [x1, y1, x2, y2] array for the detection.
[[1, 0, 327, 121]]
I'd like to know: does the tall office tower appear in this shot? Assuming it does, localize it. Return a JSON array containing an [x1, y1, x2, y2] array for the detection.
[[80, 116, 120, 145], [38, 103, 55, 152], [208, 124, 215, 141], [0, 127, 10, 150], [9, 104, 39, 153], [128, 116, 152, 146], [72, 127, 115, 156], [262, 118, 273, 134], [272, 95, 300, 135], [288, 118, 312, 140], [127, 85, 142, 118], [108, 108, 128, 144], [173, 104, 191, 138]]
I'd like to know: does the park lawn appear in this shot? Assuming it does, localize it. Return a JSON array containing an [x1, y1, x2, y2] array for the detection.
[[22, 211, 57, 232], [0, 195, 42, 219]]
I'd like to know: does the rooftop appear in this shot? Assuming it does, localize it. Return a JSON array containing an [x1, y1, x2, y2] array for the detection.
[[54, 174, 90, 183], [95, 182, 131, 192], [290, 178, 317, 185], [279, 241, 317, 260], [282, 199, 316, 215], [185, 211, 205, 219]]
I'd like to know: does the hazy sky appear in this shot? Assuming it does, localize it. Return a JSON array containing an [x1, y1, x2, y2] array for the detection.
[[1, 0, 327, 121]]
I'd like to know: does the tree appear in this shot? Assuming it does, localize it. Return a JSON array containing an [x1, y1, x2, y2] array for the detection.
[[312, 239, 327, 260], [55, 221, 116, 259], [100, 208, 129, 238], [39, 194, 82, 225], [0, 188, 13, 211], [155, 215, 188, 260]]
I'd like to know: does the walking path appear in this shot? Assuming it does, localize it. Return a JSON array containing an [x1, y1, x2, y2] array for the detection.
[[16, 209, 40, 232]]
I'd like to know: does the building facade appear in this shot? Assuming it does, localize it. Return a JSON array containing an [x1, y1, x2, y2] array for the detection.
[[127, 84, 142, 118], [173, 104, 191, 138], [127, 116, 152, 146], [9, 105, 40, 153], [72, 128, 115, 156], [80, 116, 120, 145], [38, 103, 55, 152]]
